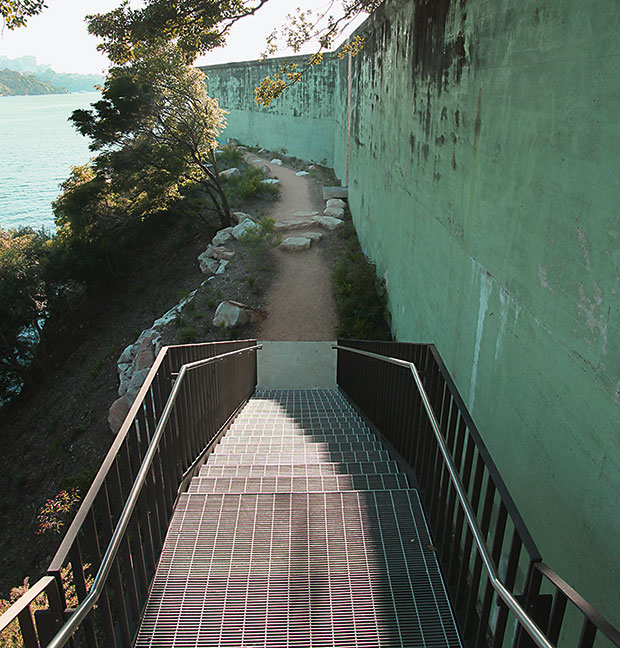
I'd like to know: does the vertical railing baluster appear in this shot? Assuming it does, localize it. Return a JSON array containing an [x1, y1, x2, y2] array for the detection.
[[17, 607, 39, 648], [68, 540, 98, 647], [545, 587, 567, 645], [493, 530, 523, 648], [97, 484, 132, 647]]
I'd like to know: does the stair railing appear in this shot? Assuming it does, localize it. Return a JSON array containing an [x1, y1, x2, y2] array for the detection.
[[0, 340, 260, 648], [335, 341, 620, 648]]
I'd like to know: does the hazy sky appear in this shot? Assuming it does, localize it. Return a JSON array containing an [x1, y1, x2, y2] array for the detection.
[[0, 0, 367, 74]]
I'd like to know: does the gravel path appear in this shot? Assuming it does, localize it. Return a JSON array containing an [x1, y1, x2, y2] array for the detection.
[[251, 157, 338, 340]]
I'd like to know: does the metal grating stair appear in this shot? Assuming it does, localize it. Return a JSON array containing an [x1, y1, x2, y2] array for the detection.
[[134, 389, 462, 648]]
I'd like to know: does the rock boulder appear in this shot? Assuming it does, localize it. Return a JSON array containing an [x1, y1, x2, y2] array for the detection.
[[212, 227, 234, 245], [213, 301, 267, 328], [313, 215, 345, 230], [134, 337, 155, 371], [209, 246, 235, 260], [280, 236, 312, 251], [108, 396, 131, 434], [232, 211, 252, 224], [219, 167, 241, 179], [323, 206, 345, 218], [326, 198, 346, 210], [232, 219, 261, 239], [198, 251, 219, 275]]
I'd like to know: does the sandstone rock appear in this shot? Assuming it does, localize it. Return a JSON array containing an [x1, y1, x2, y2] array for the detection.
[[270, 159, 283, 165], [280, 236, 312, 251], [227, 138, 240, 147], [109, 396, 131, 434], [296, 170, 310, 176], [250, 159, 263, 164], [212, 227, 234, 245], [134, 337, 155, 371], [326, 198, 346, 209], [126, 368, 150, 404], [216, 260, 230, 274], [198, 251, 219, 275], [237, 145, 247, 151], [313, 215, 345, 230], [118, 363, 134, 396], [213, 301, 266, 328], [233, 211, 252, 224], [219, 167, 241, 179], [303, 231, 323, 241], [208, 246, 235, 260], [118, 343, 136, 365], [232, 219, 261, 239], [261, 178, 279, 185], [118, 361, 132, 377], [258, 148, 268, 154], [323, 206, 345, 218], [274, 218, 315, 231], [292, 210, 319, 217]]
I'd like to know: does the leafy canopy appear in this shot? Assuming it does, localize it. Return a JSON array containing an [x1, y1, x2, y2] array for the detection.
[[0, 0, 45, 30], [87, 0, 272, 65], [67, 42, 232, 228], [86, 0, 382, 104]]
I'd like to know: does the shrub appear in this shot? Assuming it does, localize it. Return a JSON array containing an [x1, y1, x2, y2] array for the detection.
[[36, 489, 81, 535], [215, 145, 244, 170], [331, 222, 391, 340], [238, 216, 281, 260], [179, 326, 198, 343]]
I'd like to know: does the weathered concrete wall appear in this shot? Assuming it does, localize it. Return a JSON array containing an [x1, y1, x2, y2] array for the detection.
[[203, 55, 341, 165], [203, 0, 620, 626]]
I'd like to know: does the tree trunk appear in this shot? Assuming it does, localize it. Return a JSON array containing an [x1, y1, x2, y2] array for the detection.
[[207, 149, 234, 229]]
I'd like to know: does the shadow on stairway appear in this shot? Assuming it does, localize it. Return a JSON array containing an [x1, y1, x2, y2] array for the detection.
[[133, 388, 462, 648]]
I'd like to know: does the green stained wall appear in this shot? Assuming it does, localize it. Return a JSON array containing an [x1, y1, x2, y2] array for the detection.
[[202, 56, 341, 165], [203, 0, 620, 626]]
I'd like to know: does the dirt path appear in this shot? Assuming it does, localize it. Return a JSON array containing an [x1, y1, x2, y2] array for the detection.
[[251, 157, 337, 340]]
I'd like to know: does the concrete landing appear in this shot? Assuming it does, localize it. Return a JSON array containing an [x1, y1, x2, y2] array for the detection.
[[322, 185, 348, 200], [257, 341, 336, 389]]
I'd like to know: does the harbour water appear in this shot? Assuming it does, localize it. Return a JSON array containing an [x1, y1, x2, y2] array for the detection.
[[0, 92, 99, 231]]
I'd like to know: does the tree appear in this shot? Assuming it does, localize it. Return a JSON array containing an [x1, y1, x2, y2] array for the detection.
[[0, 227, 50, 399], [87, 0, 272, 65], [0, 0, 45, 30], [69, 42, 234, 228], [86, 0, 381, 104]]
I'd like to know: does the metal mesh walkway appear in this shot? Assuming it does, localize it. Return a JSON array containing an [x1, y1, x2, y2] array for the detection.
[[135, 389, 462, 648]]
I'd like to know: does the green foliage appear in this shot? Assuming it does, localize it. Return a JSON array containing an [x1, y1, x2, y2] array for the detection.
[[216, 145, 245, 170], [332, 222, 391, 340], [0, 69, 66, 97], [179, 326, 198, 343], [238, 216, 281, 260], [86, 1, 274, 65], [0, 0, 45, 30], [0, 227, 51, 399], [85, 0, 379, 105], [224, 165, 280, 203], [69, 42, 232, 228]]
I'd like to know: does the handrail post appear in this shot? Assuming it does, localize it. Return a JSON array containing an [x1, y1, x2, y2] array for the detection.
[[333, 343, 555, 648], [38, 342, 262, 648]]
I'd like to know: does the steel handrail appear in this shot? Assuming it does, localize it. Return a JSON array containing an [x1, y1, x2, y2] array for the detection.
[[333, 344, 554, 648], [46, 343, 262, 648]]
